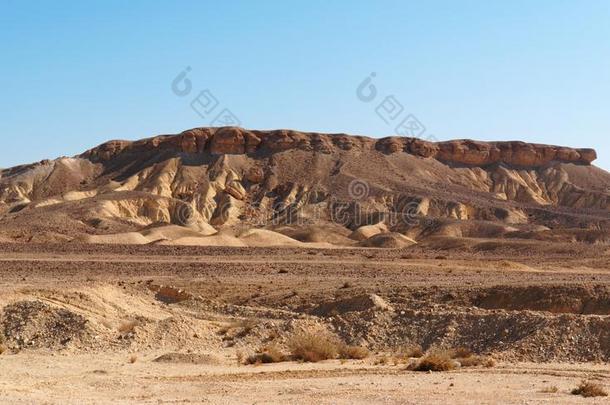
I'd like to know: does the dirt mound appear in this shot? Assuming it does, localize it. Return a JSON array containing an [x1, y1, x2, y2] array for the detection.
[[359, 232, 417, 248], [312, 294, 393, 316], [150, 285, 192, 304], [349, 223, 388, 241], [470, 285, 610, 315], [1, 300, 89, 350], [331, 303, 610, 362]]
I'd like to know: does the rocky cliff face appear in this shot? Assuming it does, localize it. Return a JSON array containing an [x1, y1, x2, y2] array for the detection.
[[81, 127, 596, 167], [0, 127, 608, 245]]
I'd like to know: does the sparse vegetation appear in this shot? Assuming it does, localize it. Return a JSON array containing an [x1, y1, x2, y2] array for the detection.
[[266, 329, 280, 342], [409, 350, 456, 372], [374, 355, 390, 366], [288, 331, 339, 362], [451, 347, 473, 359], [456, 354, 496, 368], [236, 350, 246, 365], [407, 347, 495, 372], [244, 345, 287, 365], [540, 386, 559, 393], [238, 334, 369, 365], [338, 343, 369, 360], [571, 380, 608, 398], [128, 354, 138, 364], [373, 344, 425, 366]]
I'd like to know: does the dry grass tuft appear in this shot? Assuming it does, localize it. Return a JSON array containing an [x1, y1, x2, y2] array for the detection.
[[540, 386, 559, 394], [0, 344, 7, 355], [409, 350, 456, 372], [374, 355, 390, 365], [338, 344, 369, 360], [266, 329, 280, 342], [288, 331, 339, 362], [236, 350, 246, 365], [451, 347, 473, 359], [457, 354, 496, 368], [571, 380, 608, 398], [244, 345, 287, 365], [128, 354, 138, 364], [376, 344, 425, 366]]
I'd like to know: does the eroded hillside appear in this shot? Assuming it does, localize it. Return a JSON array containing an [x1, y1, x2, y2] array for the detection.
[[0, 127, 608, 246]]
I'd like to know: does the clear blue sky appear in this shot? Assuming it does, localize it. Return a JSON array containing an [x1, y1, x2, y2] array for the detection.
[[1, 0, 609, 169]]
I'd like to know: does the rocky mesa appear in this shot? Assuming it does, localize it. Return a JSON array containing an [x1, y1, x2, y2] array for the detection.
[[82, 127, 597, 167], [0, 127, 608, 246]]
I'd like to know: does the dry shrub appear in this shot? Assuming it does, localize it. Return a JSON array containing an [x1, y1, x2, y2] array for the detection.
[[245, 345, 287, 365], [375, 355, 389, 365], [338, 344, 369, 360], [266, 329, 280, 342], [288, 331, 339, 362], [540, 386, 559, 393], [118, 319, 139, 334], [128, 354, 138, 364], [451, 347, 473, 359], [0, 344, 7, 355], [409, 350, 456, 372], [457, 355, 495, 368], [417, 346, 496, 368], [381, 344, 424, 366], [236, 350, 246, 365], [571, 380, 608, 398]]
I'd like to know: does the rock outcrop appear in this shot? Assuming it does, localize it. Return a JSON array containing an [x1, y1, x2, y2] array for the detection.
[[81, 127, 597, 167]]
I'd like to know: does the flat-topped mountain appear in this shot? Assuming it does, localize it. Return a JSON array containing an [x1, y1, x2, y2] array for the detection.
[[0, 127, 608, 246], [82, 127, 597, 167]]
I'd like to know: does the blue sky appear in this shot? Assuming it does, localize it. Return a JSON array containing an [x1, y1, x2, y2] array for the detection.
[[1, 0, 609, 169]]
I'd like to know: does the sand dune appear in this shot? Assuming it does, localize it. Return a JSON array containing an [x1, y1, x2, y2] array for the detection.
[[238, 229, 305, 247], [78, 232, 151, 245], [141, 224, 217, 242], [158, 233, 247, 247]]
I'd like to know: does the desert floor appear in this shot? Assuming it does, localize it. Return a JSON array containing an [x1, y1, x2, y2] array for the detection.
[[0, 241, 608, 404], [1, 355, 609, 404]]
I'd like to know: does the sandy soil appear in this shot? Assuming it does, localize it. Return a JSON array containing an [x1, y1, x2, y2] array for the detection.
[[0, 241, 608, 403], [1, 355, 609, 404]]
